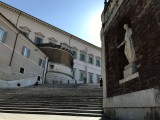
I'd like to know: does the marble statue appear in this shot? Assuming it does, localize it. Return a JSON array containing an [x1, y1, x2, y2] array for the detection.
[[117, 24, 136, 63]]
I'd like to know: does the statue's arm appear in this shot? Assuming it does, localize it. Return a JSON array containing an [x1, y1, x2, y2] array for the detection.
[[117, 40, 125, 48]]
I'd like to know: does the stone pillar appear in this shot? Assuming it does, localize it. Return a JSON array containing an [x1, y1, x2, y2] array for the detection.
[[101, 28, 107, 104]]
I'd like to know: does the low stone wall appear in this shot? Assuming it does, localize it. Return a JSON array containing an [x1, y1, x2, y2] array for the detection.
[[103, 88, 160, 120], [0, 77, 38, 88]]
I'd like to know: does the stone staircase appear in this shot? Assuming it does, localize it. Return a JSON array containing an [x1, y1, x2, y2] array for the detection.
[[0, 84, 103, 117]]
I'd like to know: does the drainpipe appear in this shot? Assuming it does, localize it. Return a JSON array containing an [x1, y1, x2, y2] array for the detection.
[[16, 11, 21, 27], [9, 32, 20, 66], [42, 57, 48, 84], [69, 35, 73, 46]]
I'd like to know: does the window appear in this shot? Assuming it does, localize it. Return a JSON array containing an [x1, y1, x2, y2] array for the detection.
[[72, 50, 77, 59], [88, 56, 94, 64], [0, 27, 7, 42], [80, 53, 86, 62], [35, 37, 43, 44], [39, 59, 45, 68], [50, 64, 54, 69], [79, 70, 85, 81], [20, 67, 24, 74], [97, 74, 101, 83], [22, 46, 30, 58], [96, 59, 101, 67], [89, 72, 93, 83]]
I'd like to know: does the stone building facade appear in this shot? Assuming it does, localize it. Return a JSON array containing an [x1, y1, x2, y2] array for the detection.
[[0, 13, 47, 88], [0, 2, 101, 84], [101, 0, 160, 119]]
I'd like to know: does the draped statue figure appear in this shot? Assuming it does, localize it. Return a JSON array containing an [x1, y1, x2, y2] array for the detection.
[[117, 24, 136, 63]]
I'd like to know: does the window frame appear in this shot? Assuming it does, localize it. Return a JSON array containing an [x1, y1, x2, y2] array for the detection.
[[96, 74, 101, 83], [0, 27, 7, 43], [89, 72, 93, 83], [34, 36, 43, 44], [72, 50, 77, 59], [22, 46, 30, 58], [88, 56, 94, 64], [80, 52, 86, 62], [79, 70, 85, 81], [96, 59, 101, 67]]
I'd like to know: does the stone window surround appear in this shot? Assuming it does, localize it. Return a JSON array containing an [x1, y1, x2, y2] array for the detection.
[[72, 49, 77, 59], [22, 46, 30, 58], [88, 72, 93, 83], [48, 37, 57, 44], [19, 26, 31, 37], [71, 47, 78, 59], [88, 54, 94, 64], [79, 50, 86, 62], [96, 59, 101, 67], [79, 70, 85, 81]]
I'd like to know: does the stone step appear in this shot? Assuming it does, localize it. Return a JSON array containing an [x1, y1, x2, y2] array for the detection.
[[0, 103, 102, 107], [1, 95, 102, 98], [0, 100, 102, 104], [0, 107, 103, 114], [0, 102, 102, 106], [0, 99, 102, 102], [0, 105, 102, 110], [0, 109, 102, 117]]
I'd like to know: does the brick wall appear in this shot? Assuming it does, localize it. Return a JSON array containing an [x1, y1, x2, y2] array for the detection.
[[104, 0, 160, 97]]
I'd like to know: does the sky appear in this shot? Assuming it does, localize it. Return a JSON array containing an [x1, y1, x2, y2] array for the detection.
[[1, 0, 105, 47]]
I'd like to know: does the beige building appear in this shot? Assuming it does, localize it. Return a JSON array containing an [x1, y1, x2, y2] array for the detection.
[[0, 13, 47, 88], [0, 2, 101, 85]]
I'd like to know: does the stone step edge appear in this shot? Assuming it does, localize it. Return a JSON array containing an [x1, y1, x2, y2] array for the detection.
[[0, 109, 102, 117]]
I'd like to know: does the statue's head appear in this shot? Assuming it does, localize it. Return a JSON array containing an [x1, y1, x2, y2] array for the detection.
[[123, 24, 128, 30]]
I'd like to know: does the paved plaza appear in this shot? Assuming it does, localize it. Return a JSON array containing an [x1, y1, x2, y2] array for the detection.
[[0, 113, 114, 120]]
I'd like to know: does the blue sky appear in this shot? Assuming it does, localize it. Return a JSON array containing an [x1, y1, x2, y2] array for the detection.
[[1, 0, 104, 47]]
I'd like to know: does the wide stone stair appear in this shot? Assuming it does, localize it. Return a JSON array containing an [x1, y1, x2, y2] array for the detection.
[[0, 84, 103, 117]]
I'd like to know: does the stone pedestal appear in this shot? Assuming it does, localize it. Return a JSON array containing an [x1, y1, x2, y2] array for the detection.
[[123, 62, 137, 78]]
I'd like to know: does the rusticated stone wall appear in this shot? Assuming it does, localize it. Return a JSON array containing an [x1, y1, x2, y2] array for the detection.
[[104, 0, 160, 97]]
